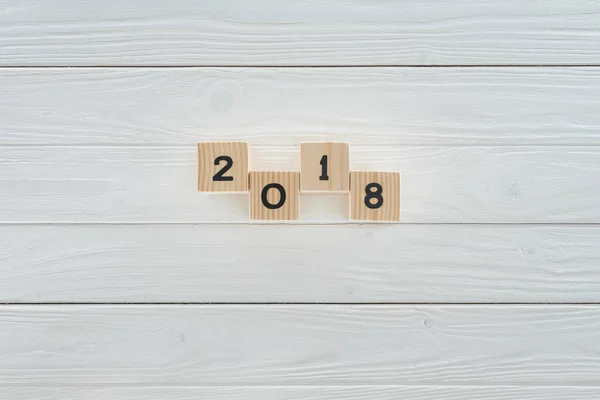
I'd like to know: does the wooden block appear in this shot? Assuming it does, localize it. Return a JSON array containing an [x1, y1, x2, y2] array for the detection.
[[349, 171, 400, 222], [250, 171, 300, 221], [197, 142, 249, 192], [301, 142, 350, 193]]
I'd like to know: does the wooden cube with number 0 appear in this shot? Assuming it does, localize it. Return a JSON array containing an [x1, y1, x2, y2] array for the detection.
[[197, 142, 249, 192], [350, 171, 400, 222], [301, 142, 349, 192], [250, 171, 300, 221]]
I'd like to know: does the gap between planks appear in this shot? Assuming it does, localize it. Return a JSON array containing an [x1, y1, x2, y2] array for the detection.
[[4, 303, 600, 306], [3, 144, 600, 148], [1, 222, 600, 226], [2, 64, 600, 68]]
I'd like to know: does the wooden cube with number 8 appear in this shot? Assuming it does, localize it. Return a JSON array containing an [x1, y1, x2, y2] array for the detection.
[[350, 171, 400, 222], [197, 142, 249, 192], [301, 142, 349, 192], [250, 171, 300, 221]]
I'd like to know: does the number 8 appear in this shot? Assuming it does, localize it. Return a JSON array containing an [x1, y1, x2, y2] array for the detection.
[[364, 183, 383, 209]]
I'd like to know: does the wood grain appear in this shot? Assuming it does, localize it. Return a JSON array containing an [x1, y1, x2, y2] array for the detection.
[[301, 143, 349, 193], [1, 225, 599, 303], [2, 386, 599, 399], [2, 67, 600, 145], [3, 1, 600, 394], [0, 145, 598, 223], [1, 0, 599, 66], [250, 171, 300, 221], [1, 305, 600, 385], [197, 142, 249, 192], [350, 171, 400, 222]]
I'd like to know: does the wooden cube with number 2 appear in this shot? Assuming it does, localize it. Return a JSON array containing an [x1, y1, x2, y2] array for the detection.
[[197, 142, 249, 192], [301, 142, 349, 192], [350, 171, 400, 222], [250, 171, 300, 221]]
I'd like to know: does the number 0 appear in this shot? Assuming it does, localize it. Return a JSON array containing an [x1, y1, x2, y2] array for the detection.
[[261, 183, 286, 209]]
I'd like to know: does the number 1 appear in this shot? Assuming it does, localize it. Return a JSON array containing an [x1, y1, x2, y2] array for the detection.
[[319, 155, 329, 181]]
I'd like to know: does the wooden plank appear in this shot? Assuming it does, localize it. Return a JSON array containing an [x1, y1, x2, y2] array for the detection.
[[0, 145, 598, 223], [2, 386, 599, 400], [1, 305, 600, 385], [1, 0, 599, 66], [1, 225, 599, 303], [2, 67, 600, 145]]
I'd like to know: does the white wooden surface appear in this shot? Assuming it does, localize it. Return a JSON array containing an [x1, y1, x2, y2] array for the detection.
[[2, 305, 600, 385], [2, 0, 600, 398], [4, 386, 600, 400], [2, 67, 600, 146], [2, 225, 599, 303], [2, 0, 600, 66], [1, 145, 598, 223]]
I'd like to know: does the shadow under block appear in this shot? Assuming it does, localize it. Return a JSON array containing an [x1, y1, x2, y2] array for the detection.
[[197, 142, 249, 192], [350, 171, 401, 222], [250, 171, 300, 221], [301, 142, 350, 193]]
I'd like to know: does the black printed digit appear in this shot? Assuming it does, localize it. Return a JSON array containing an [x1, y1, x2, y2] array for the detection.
[[364, 182, 383, 209], [319, 155, 329, 181], [212, 156, 234, 181], [261, 183, 286, 209]]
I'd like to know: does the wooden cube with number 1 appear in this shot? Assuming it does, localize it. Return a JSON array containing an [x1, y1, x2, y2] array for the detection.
[[301, 142, 349, 192], [197, 142, 249, 192], [250, 171, 300, 221], [350, 171, 400, 222]]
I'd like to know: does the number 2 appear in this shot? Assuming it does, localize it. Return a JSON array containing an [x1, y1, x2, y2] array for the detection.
[[213, 156, 233, 181], [319, 155, 329, 181], [364, 183, 383, 209]]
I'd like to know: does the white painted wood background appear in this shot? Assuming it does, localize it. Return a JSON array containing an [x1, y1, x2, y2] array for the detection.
[[1, 0, 600, 398]]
